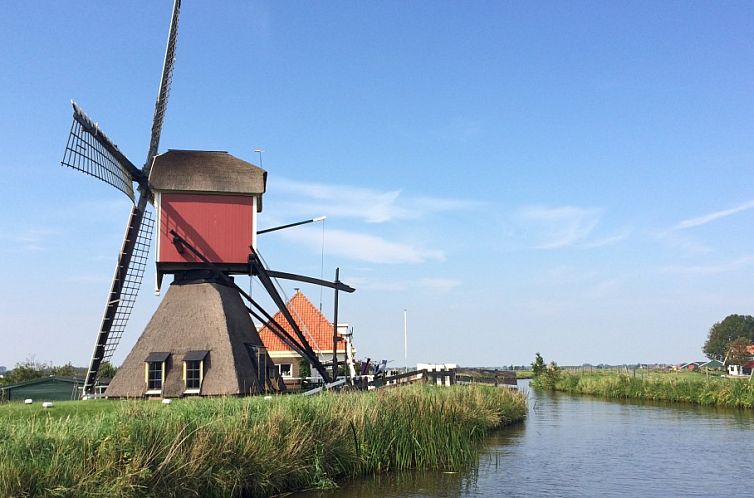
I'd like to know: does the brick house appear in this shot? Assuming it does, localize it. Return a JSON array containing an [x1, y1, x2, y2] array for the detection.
[[257, 290, 351, 388]]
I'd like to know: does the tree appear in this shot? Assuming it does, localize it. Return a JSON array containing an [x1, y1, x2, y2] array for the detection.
[[726, 337, 753, 367], [531, 353, 545, 377], [51, 362, 76, 378], [703, 314, 754, 361], [531, 353, 561, 389], [2, 357, 51, 385], [98, 361, 118, 379]]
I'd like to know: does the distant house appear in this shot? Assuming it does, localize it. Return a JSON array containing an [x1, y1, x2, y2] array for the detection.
[[679, 362, 700, 371], [0, 376, 82, 402], [257, 290, 351, 388], [700, 359, 724, 370], [727, 344, 754, 377], [728, 361, 754, 377]]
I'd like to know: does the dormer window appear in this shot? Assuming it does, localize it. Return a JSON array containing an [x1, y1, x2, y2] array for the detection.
[[144, 352, 170, 395], [183, 350, 208, 394]]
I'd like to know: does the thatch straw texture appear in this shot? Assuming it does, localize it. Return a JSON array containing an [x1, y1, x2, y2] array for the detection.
[[106, 281, 279, 398]]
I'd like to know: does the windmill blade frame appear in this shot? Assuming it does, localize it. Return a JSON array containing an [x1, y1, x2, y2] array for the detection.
[[143, 0, 181, 176], [62, 102, 144, 201], [82, 206, 154, 393]]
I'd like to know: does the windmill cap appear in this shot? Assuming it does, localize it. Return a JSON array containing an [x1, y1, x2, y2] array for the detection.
[[148, 150, 267, 208]]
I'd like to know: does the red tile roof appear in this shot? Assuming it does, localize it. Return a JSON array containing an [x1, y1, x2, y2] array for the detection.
[[258, 291, 344, 352]]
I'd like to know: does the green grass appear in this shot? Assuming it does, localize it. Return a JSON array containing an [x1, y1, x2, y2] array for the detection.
[[538, 370, 754, 408], [0, 385, 526, 497], [0, 399, 116, 421]]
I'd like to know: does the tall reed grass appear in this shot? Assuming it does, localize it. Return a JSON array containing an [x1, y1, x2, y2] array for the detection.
[[544, 371, 754, 408], [0, 384, 526, 497]]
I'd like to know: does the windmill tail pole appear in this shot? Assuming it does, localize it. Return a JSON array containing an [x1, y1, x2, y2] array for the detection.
[[332, 268, 340, 381]]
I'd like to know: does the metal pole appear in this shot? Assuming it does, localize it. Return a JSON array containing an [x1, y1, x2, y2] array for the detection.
[[404, 308, 408, 373], [257, 216, 326, 235], [332, 267, 340, 381]]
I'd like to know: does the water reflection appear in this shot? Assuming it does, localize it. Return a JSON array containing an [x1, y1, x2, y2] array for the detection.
[[296, 381, 754, 497]]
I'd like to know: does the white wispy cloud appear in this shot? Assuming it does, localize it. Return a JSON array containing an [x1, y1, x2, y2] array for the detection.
[[280, 227, 445, 264], [662, 255, 754, 275], [346, 277, 409, 292], [582, 229, 632, 248], [673, 199, 754, 230], [346, 276, 461, 292], [271, 178, 476, 224], [517, 205, 606, 249], [0, 227, 60, 253], [533, 266, 624, 299], [417, 278, 461, 292], [653, 230, 712, 255]]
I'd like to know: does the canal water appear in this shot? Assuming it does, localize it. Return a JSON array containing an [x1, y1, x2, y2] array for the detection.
[[297, 381, 754, 497]]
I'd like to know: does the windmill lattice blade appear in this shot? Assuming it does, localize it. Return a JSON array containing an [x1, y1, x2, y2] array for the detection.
[[62, 103, 143, 200], [83, 206, 154, 394], [143, 0, 181, 174]]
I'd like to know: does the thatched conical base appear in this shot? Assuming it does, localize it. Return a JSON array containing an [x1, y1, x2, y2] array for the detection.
[[106, 278, 283, 398]]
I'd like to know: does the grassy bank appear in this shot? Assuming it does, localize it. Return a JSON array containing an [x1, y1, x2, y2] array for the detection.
[[0, 385, 526, 497], [536, 371, 754, 408]]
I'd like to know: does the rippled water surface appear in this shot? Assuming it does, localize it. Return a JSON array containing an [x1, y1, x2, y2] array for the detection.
[[296, 381, 754, 497]]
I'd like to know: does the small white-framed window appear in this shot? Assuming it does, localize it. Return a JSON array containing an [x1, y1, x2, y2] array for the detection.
[[183, 350, 208, 394], [277, 363, 293, 378], [144, 352, 170, 394]]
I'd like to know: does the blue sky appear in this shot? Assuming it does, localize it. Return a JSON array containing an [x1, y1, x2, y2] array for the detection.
[[2, 1, 754, 369]]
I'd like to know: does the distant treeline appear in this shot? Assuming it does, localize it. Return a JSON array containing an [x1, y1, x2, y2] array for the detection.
[[0, 359, 116, 386]]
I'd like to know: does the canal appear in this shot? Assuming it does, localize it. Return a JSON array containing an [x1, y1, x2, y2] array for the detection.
[[297, 380, 754, 497]]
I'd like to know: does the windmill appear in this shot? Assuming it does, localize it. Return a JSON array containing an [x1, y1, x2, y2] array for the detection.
[[61, 2, 354, 398]]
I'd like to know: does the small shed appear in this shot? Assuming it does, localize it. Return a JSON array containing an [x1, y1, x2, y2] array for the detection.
[[0, 376, 82, 402]]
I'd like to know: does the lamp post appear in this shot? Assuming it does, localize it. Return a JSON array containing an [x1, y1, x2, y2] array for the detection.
[[254, 148, 264, 168], [404, 309, 408, 373]]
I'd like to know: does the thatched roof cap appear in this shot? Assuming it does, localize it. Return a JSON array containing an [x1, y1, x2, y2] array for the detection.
[[149, 150, 267, 197]]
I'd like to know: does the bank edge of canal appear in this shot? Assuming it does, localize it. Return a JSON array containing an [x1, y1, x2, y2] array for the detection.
[[298, 378, 754, 498], [535, 370, 754, 408], [0, 384, 526, 498]]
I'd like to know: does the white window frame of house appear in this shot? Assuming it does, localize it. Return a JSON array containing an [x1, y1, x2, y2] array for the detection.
[[182, 351, 207, 394], [144, 353, 169, 395], [277, 363, 293, 378]]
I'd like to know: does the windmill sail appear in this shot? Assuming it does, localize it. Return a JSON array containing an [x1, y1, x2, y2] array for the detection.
[[144, 0, 181, 176], [83, 207, 154, 392], [79, 0, 182, 395], [61, 102, 143, 200]]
